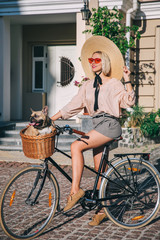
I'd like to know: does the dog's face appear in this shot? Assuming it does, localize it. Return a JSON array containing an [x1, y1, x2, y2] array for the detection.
[[30, 106, 50, 129]]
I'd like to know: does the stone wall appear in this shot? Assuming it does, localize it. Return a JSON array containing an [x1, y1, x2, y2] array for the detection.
[[119, 127, 155, 148]]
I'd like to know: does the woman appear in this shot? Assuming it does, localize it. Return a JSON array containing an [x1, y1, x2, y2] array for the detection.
[[51, 36, 135, 225]]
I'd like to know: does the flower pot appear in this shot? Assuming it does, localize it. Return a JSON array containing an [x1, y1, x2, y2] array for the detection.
[[83, 107, 89, 115]]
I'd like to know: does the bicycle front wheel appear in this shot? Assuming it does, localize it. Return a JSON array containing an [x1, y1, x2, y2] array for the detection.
[[100, 158, 160, 229], [0, 166, 59, 240]]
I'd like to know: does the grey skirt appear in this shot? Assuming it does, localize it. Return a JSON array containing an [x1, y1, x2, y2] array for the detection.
[[92, 113, 122, 139]]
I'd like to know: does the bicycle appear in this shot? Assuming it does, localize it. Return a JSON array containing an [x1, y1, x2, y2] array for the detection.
[[0, 124, 160, 240]]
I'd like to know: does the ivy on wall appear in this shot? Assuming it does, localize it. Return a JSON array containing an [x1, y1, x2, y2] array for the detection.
[[83, 6, 141, 56]]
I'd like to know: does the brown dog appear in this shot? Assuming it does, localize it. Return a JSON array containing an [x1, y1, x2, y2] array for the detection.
[[24, 106, 55, 136]]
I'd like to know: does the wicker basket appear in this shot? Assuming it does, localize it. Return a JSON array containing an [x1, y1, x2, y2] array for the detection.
[[20, 128, 56, 159]]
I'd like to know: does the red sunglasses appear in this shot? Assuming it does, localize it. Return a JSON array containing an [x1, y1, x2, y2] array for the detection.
[[88, 58, 102, 64]]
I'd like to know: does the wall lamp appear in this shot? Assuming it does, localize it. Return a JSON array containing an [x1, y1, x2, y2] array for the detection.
[[81, 0, 92, 25]]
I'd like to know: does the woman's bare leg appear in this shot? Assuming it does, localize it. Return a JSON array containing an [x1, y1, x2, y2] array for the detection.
[[70, 130, 113, 194]]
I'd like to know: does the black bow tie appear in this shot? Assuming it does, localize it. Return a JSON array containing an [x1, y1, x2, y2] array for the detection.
[[93, 72, 102, 111]]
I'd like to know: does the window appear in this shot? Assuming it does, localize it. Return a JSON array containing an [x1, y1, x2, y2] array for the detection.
[[32, 46, 46, 91], [60, 57, 75, 86]]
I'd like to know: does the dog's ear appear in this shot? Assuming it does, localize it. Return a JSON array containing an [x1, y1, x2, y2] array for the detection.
[[30, 108, 34, 113], [42, 106, 48, 116]]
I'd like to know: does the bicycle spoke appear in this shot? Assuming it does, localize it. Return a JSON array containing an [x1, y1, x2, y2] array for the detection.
[[101, 158, 160, 229], [0, 167, 59, 239]]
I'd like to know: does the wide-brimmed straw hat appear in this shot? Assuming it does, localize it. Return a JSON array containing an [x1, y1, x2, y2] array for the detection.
[[81, 35, 124, 80]]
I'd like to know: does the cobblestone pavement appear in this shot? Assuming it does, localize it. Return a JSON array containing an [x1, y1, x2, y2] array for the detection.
[[0, 143, 160, 240]]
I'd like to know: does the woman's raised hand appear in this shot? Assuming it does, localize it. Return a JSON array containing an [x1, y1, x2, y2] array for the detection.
[[123, 66, 131, 82]]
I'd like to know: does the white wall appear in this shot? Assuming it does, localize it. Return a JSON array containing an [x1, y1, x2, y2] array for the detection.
[[0, 0, 83, 16], [0, 17, 10, 121]]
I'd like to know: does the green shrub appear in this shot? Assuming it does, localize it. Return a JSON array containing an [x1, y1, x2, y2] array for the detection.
[[140, 109, 160, 139], [120, 106, 160, 139], [127, 105, 145, 128], [120, 105, 145, 128]]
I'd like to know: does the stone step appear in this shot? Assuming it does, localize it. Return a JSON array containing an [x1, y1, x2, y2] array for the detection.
[[0, 137, 22, 146], [15, 122, 29, 130], [0, 134, 77, 143], [4, 129, 79, 139], [0, 120, 81, 152], [4, 130, 21, 138], [13, 121, 81, 131], [0, 145, 22, 151], [0, 144, 72, 152]]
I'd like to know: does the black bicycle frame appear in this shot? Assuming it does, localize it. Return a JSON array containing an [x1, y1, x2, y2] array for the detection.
[[47, 146, 138, 202], [27, 144, 150, 206], [26, 162, 48, 206], [49, 146, 110, 188]]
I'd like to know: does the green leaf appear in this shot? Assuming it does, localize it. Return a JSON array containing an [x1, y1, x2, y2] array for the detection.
[[83, 6, 141, 55]]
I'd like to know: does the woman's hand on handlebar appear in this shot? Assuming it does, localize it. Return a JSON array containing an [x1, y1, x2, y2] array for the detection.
[[55, 125, 85, 136], [55, 125, 72, 135]]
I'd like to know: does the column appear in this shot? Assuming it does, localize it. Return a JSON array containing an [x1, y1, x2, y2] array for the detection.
[[0, 17, 11, 121], [76, 12, 86, 81], [11, 25, 22, 120]]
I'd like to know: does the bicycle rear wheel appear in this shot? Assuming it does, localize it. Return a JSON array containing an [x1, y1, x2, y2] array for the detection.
[[100, 158, 160, 229], [0, 166, 59, 240]]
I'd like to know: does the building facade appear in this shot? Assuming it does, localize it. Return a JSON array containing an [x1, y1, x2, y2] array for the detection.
[[0, 0, 160, 121]]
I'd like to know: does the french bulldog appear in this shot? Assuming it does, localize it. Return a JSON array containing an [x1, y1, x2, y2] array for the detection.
[[24, 106, 55, 136]]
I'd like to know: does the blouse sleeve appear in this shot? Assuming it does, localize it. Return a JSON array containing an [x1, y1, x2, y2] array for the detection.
[[60, 82, 86, 119], [114, 80, 135, 109]]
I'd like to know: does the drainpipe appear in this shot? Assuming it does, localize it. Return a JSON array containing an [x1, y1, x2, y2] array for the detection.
[[125, 0, 138, 115], [125, 0, 138, 68]]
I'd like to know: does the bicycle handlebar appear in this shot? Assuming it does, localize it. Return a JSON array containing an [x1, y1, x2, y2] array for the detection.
[[55, 124, 85, 136], [72, 128, 86, 136]]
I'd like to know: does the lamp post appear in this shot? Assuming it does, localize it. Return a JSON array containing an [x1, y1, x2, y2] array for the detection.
[[81, 0, 91, 25]]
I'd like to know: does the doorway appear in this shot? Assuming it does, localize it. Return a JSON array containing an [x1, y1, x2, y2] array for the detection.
[[47, 45, 78, 117]]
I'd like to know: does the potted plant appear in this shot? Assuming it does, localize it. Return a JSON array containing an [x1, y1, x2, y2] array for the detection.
[[127, 105, 145, 128]]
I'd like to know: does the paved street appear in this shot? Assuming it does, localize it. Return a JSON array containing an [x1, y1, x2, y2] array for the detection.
[[0, 143, 160, 240]]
